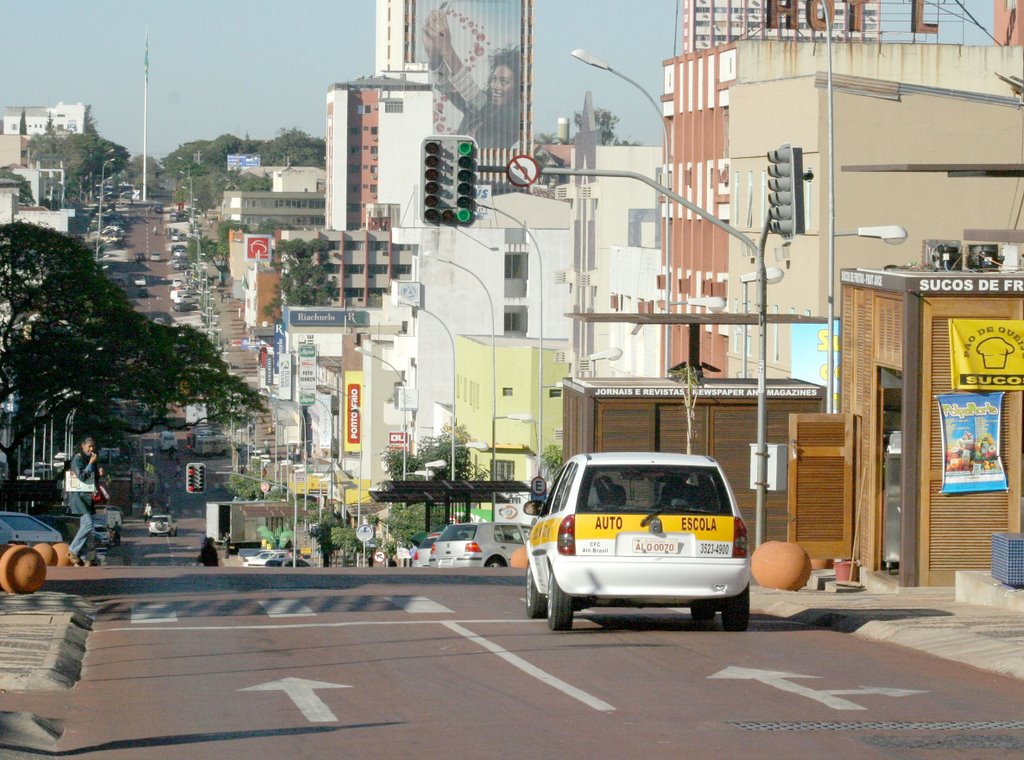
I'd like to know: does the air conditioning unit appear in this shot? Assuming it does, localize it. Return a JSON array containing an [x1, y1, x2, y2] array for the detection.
[[577, 272, 593, 287], [553, 429, 564, 441], [966, 243, 1002, 271], [554, 270, 572, 285], [922, 239, 963, 271], [553, 351, 567, 363], [576, 358, 592, 374], [1000, 243, 1021, 270]]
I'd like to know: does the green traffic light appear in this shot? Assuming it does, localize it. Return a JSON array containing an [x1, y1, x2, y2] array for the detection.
[[457, 141, 474, 156], [455, 208, 473, 223]]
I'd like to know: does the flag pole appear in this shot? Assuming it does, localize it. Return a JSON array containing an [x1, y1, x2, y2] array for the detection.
[[143, 29, 149, 202]]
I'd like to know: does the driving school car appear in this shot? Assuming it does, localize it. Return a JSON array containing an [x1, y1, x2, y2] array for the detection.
[[524, 452, 751, 632]]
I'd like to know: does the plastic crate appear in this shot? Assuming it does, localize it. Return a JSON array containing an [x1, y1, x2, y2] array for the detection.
[[991, 533, 1024, 588]]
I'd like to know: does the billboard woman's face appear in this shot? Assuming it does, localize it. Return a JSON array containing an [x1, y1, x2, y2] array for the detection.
[[489, 64, 516, 106]]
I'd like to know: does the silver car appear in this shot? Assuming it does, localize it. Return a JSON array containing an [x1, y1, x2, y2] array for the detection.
[[412, 533, 440, 568], [432, 522, 527, 568]]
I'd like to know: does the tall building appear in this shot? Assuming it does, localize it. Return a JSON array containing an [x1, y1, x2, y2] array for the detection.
[[374, 0, 534, 161]]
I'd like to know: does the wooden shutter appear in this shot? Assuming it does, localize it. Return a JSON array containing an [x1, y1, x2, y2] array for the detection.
[[787, 413, 856, 558]]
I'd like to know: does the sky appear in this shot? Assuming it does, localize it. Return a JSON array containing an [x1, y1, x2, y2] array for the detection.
[[0, 1, 996, 159]]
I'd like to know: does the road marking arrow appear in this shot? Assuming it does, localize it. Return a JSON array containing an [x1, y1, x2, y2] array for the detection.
[[239, 677, 351, 722], [708, 666, 927, 711]]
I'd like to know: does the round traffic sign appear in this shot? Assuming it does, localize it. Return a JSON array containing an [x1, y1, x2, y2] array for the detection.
[[506, 154, 540, 187], [260, 481, 270, 494], [356, 524, 373, 543], [373, 550, 386, 565], [530, 476, 547, 496]]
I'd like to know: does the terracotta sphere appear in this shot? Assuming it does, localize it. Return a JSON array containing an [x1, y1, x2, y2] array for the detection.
[[509, 546, 529, 569], [52, 542, 74, 567], [0, 545, 47, 594], [33, 543, 59, 566], [751, 541, 812, 591]]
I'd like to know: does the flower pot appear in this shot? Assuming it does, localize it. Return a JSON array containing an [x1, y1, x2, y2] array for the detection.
[[834, 559, 854, 582]]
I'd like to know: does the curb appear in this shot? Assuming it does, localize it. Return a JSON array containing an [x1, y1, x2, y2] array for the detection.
[[0, 711, 63, 757], [0, 611, 92, 691], [753, 599, 1024, 682]]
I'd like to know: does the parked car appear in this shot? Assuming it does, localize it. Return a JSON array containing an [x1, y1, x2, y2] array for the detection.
[[149, 251, 161, 261], [264, 557, 311, 567], [148, 514, 178, 537], [524, 452, 751, 632], [171, 244, 187, 255], [432, 522, 527, 568], [93, 517, 112, 548], [133, 276, 147, 287], [134, 251, 147, 263], [136, 287, 150, 298], [0, 511, 63, 545], [102, 507, 124, 529], [412, 532, 441, 568], [172, 302, 198, 313], [172, 259, 188, 270], [244, 550, 290, 567]]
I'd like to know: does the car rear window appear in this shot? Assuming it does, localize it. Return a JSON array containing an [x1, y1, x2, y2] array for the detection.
[[438, 524, 478, 542], [420, 537, 437, 550], [576, 465, 732, 517]]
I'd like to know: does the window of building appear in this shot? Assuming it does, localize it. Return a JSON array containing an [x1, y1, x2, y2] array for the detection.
[[493, 460, 516, 480], [384, 100, 403, 113], [369, 264, 388, 275], [347, 264, 365, 274], [348, 127, 358, 135], [504, 252, 527, 279], [346, 203, 360, 213], [370, 126, 378, 135], [502, 387, 514, 396], [393, 264, 411, 276], [343, 287, 362, 299], [370, 185, 378, 193], [548, 388, 562, 398]]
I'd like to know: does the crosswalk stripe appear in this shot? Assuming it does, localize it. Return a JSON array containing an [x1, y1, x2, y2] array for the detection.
[[257, 600, 315, 618], [131, 603, 177, 624], [389, 596, 452, 614]]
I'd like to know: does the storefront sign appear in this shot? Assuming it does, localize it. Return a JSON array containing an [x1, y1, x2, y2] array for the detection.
[[244, 234, 273, 262], [344, 371, 363, 453], [937, 392, 1007, 494], [949, 319, 1024, 390], [297, 343, 317, 406]]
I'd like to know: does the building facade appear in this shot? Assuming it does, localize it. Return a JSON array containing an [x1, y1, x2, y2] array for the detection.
[[2, 102, 87, 136]]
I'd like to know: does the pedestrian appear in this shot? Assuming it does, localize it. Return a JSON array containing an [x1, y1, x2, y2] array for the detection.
[[144, 502, 153, 519], [197, 537, 219, 567], [67, 436, 102, 566]]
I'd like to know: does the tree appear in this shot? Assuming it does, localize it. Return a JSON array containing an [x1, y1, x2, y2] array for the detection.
[[669, 365, 701, 454], [379, 425, 486, 482], [261, 128, 326, 168], [277, 238, 336, 306], [18, 110, 26, 135], [573, 107, 638, 146], [0, 170, 34, 205], [541, 444, 563, 476], [0, 223, 265, 477]]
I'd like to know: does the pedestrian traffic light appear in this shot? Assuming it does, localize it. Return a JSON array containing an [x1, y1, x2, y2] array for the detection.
[[186, 462, 206, 493], [421, 135, 478, 226], [766, 143, 805, 239]]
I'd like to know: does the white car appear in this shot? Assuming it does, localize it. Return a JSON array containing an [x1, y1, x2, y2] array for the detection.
[[244, 550, 291, 567], [524, 452, 751, 632], [102, 506, 123, 529], [149, 514, 178, 537]]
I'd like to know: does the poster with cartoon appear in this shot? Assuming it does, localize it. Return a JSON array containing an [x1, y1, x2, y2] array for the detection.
[[937, 392, 1008, 494]]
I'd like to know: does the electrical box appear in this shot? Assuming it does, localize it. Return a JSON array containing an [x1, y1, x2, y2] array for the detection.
[[749, 443, 788, 491]]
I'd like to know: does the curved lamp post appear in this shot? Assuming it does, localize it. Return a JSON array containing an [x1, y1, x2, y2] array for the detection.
[[356, 346, 409, 480]]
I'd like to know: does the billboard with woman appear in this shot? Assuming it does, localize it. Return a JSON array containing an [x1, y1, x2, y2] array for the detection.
[[417, 0, 526, 151]]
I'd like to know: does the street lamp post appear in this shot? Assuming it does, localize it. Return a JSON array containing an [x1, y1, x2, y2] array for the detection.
[[95, 154, 115, 260], [422, 250, 497, 482], [739, 268, 785, 379], [417, 306, 457, 478], [571, 48, 674, 375]]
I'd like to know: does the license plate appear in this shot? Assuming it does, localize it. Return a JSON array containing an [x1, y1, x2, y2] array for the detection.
[[438, 559, 454, 567], [631, 537, 680, 555]]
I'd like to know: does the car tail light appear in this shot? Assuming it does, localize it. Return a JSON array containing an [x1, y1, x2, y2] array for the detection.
[[431, 544, 437, 555], [557, 515, 576, 556], [464, 542, 482, 554], [732, 517, 749, 558]]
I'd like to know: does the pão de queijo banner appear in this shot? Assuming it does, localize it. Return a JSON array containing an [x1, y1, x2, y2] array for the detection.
[[949, 319, 1024, 390]]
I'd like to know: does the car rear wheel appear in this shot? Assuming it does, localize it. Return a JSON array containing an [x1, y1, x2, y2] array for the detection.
[[484, 556, 506, 568], [689, 600, 716, 623], [721, 586, 750, 632], [546, 571, 574, 631], [526, 564, 547, 619]]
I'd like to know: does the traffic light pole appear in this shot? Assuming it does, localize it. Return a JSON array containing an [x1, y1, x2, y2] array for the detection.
[[539, 165, 771, 547]]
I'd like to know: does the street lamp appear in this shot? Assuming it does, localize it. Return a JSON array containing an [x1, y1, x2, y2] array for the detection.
[[422, 249, 497, 483], [739, 268, 785, 379], [588, 347, 622, 376], [356, 346, 409, 480], [571, 47, 673, 374], [417, 307, 457, 477], [95, 153, 115, 260]]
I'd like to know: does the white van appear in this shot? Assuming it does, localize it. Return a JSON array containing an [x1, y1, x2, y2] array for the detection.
[[159, 431, 177, 451]]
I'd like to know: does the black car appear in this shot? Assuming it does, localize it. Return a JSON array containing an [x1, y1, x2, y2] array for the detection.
[[172, 302, 198, 312], [134, 251, 147, 263], [136, 287, 151, 298], [264, 558, 311, 567]]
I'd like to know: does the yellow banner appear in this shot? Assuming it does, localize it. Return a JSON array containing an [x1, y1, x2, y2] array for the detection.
[[950, 319, 1024, 390], [343, 370, 363, 453]]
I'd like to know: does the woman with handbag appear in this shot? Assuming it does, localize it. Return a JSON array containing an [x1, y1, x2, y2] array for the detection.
[[67, 436, 102, 566]]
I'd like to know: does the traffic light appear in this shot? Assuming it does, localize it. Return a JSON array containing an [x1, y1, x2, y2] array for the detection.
[[186, 462, 206, 493], [766, 143, 805, 239], [421, 135, 477, 226]]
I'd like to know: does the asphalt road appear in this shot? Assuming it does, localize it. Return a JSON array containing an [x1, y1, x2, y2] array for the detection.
[[9, 546, 1024, 758]]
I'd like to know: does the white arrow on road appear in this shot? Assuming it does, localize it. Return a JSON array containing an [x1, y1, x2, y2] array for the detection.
[[239, 677, 351, 722], [708, 666, 927, 711]]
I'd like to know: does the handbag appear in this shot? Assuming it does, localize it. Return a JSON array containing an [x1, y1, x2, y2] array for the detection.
[[65, 469, 96, 493], [92, 484, 110, 504]]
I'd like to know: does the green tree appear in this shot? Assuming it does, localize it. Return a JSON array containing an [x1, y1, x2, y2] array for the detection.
[[379, 425, 485, 481], [0, 223, 265, 477], [277, 238, 335, 306], [18, 110, 26, 135], [541, 444, 563, 476], [573, 107, 637, 146], [0, 170, 34, 204], [261, 128, 326, 168]]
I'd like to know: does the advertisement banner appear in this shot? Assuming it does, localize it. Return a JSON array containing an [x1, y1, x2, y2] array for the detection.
[[937, 392, 1007, 494], [273, 324, 285, 376], [297, 344, 317, 406], [244, 234, 273, 262], [415, 0, 524, 151], [950, 319, 1024, 390], [278, 354, 293, 401], [344, 371, 363, 453]]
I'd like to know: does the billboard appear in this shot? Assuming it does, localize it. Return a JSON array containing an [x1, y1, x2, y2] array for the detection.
[[227, 154, 261, 168], [416, 0, 524, 151], [344, 371, 364, 453]]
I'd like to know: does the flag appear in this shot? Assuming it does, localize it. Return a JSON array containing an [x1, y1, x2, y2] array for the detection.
[[144, 32, 149, 83]]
